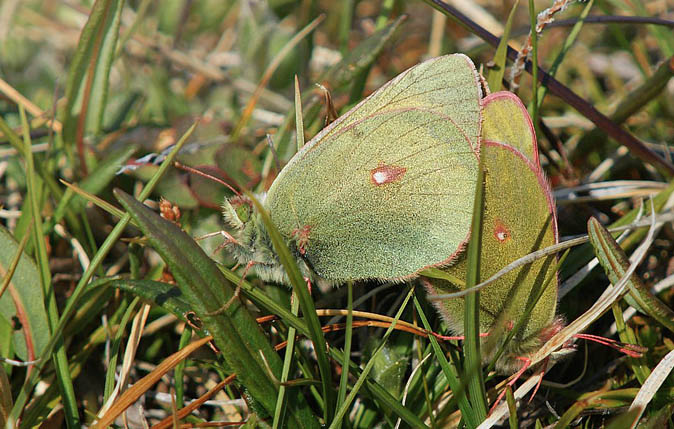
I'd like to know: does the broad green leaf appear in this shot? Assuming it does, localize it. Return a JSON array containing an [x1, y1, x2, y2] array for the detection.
[[0, 227, 50, 361], [363, 338, 409, 398], [114, 189, 319, 428], [109, 279, 193, 324], [587, 217, 674, 334], [246, 193, 336, 423]]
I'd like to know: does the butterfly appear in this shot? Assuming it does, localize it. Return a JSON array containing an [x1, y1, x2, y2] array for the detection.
[[223, 54, 482, 285]]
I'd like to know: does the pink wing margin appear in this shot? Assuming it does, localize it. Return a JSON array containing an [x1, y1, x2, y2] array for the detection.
[[481, 91, 558, 242]]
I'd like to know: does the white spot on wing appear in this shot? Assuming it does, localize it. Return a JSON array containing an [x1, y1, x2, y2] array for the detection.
[[373, 171, 388, 184], [370, 164, 406, 186]]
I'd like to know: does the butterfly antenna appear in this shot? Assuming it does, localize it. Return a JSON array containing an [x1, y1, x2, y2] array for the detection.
[[173, 161, 242, 196]]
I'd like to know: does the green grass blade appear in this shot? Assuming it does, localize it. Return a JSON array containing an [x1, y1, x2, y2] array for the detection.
[[339, 0, 354, 54], [0, 117, 70, 244], [486, 0, 518, 92], [336, 282, 353, 408], [247, 193, 335, 424], [62, 0, 125, 144], [610, 56, 674, 123], [272, 287, 302, 428], [527, 0, 539, 131], [294, 76, 305, 152], [562, 182, 674, 278], [347, 0, 395, 104], [8, 122, 197, 424], [59, 180, 130, 223], [220, 241, 426, 426], [103, 297, 140, 401], [328, 287, 415, 429], [219, 264, 423, 425], [20, 107, 80, 428], [611, 301, 650, 384], [47, 144, 138, 230], [536, 0, 594, 108], [463, 156, 487, 423], [506, 387, 518, 429], [413, 295, 477, 427]]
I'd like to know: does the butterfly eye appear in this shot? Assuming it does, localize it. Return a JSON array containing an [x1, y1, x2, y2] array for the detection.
[[493, 219, 511, 243], [229, 196, 253, 223]]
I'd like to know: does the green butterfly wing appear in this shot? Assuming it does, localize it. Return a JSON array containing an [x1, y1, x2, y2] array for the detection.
[[482, 91, 539, 166], [265, 54, 482, 282], [425, 92, 560, 374]]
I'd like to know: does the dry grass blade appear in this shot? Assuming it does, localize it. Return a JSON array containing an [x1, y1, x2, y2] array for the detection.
[[0, 226, 31, 301], [60, 180, 129, 221], [151, 374, 237, 429], [555, 180, 668, 204], [0, 77, 62, 133], [96, 304, 151, 418], [92, 336, 212, 429], [395, 353, 432, 429], [627, 349, 674, 428], [476, 373, 543, 428]]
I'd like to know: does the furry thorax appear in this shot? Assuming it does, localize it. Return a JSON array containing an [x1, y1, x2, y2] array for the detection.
[[222, 194, 314, 285]]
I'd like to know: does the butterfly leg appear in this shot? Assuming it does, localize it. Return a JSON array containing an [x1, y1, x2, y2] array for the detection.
[[431, 332, 489, 341], [207, 230, 241, 255], [206, 261, 255, 316], [574, 333, 645, 358], [290, 277, 313, 308], [528, 357, 549, 403]]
